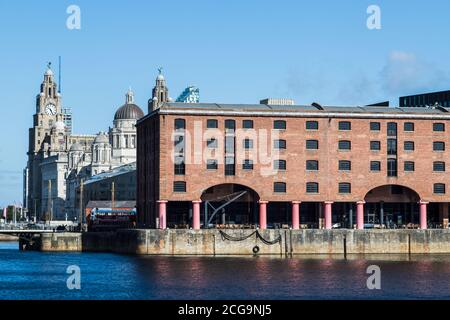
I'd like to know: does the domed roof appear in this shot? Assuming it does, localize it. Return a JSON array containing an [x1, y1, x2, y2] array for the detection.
[[94, 132, 110, 144], [114, 103, 144, 120], [52, 121, 66, 131], [70, 143, 83, 152]]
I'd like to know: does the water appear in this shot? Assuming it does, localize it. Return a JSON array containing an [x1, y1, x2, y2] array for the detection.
[[0, 242, 449, 300]]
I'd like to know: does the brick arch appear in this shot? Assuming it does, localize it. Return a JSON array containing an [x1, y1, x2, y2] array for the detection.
[[361, 183, 422, 203], [200, 183, 261, 203]]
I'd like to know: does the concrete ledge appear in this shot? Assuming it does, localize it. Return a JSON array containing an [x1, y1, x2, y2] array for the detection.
[[37, 229, 450, 255]]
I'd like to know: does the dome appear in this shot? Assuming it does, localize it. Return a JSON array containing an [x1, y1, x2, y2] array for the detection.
[[157, 73, 165, 81], [45, 68, 53, 76], [52, 121, 65, 131], [70, 143, 83, 152], [114, 103, 144, 120], [94, 133, 110, 144]]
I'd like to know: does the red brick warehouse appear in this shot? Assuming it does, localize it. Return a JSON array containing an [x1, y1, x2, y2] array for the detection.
[[136, 72, 450, 231]]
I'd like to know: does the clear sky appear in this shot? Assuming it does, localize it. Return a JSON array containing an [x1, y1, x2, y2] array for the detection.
[[1, 0, 450, 206]]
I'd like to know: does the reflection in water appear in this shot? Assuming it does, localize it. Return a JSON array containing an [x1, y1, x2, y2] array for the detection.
[[1, 242, 450, 300]]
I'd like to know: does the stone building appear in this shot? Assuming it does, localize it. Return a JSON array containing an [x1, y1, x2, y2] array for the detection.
[[137, 75, 450, 231]]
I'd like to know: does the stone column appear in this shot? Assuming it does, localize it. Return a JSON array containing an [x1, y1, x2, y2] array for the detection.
[[356, 201, 365, 230], [157, 200, 168, 230], [259, 201, 268, 230], [380, 201, 384, 228], [419, 201, 428, 230], [324, 202, 333, 230], [292, 201, 301, 230], [192, 200, 202, 230]]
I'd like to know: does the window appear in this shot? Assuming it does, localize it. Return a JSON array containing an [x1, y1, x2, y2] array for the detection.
[[434, 141, 445, 151], [274, 182, 287, 193], [175, 119, 186, 130], [339, 160, 351, 171], [207, 138, 218, 149], [242, 159, 254, 170], [306, 160, 319, 171], [306, 140, 319, 150], [274, 139, 286, 149], [174, 161, 186, 175], [370, 141, 381, 151], [339, 183, 351, 194], [404, 161, 415, 172], [404, 141, 415, 151], [387, 159, 398, 177], [225, 156, 235, 176], [339, 140, 351, 150], [274, 120, 286, 130], [339, 121, 351, 131], [243, 120, 254, 129], [306, 182, 319, 193], [306, 121, 319, 130], [434, 161, 445, 172], [243, 139, 253, 149], [225, 120, 236, 131], [404, 122, 415, 132], [207, 119, 218, 129], [173, 181, 186, 193], [434, 183, 446, 194], [274, 160, 286, 170], [371, 161, 381, 172], [388, 122, 398, 136], [434, 123, 445, 132], [206, 159, 218, 170], [370, 122, 381, 131], [387, 139, 397, 155]]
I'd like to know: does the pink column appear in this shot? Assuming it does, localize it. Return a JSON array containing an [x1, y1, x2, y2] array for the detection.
[[356, 201, 365, 230], [259, 201, 268, 230], [192, 201, 202, 230], [157, 200, 168, 230], [324, 202, 333, 230], [292, 201, 301, 230], [420, 201, 428, 230]]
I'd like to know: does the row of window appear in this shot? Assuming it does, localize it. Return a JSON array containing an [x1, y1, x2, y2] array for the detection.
[[172, 181, 447, 194], [176, 119, 447, 132]]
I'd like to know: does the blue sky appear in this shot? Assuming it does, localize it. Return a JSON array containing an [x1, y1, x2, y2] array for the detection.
[[1, 0, 450, 206]]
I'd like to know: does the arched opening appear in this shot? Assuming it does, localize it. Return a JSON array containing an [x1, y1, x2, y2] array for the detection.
[[364, 185, 425, 228], [201, 184, 260, 228]]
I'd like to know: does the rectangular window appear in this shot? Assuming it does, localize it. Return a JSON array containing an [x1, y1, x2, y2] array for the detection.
[[173, 181, 186, 193], [207, 138, 218, 149], [306, 140, 319, 150], [370, 141, 381, 151], [274, 160, 287, 170], [242, 159, 254, 170], [225, 120, 236, 131], [387, 139, 397, 155], [306, 121, 319, 130], [207, 119, 218, 129], [274, 182, 287, 193], [434, 161, 445, 172], [404, 161, 415, 172], [175, 119, 186, 130], [306, 160, 319, 171], [243, 139, 253, 149], [404, 141, 415, 151], [339, 183, 351, 194], [206, 159, 218, 170], [370, 122, 381, 131], [338, 140, 351, 150], [339, 121, 351, 131], [371, 161, 381, 172], [434, 141, 445, 151], [433, 123, 445, 132], [404, 122, 415, 132], [174, 162, 186, 175], [274, 139, 287, 149], [388, 122, 398, 136], [434, 183, 446, 194], [387, 159, 398, 177], [274, 120, 286, 130], [242, 120, 254, 129], [339, 160, 351, 171], [225, 156, 235, 176], [306, 182, 319, 194]]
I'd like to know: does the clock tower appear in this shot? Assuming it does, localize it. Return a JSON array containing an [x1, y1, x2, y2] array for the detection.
[[26, 63, 65, 219]]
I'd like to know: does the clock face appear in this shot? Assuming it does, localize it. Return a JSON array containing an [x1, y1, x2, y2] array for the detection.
[[45, 104, 57, 116]]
